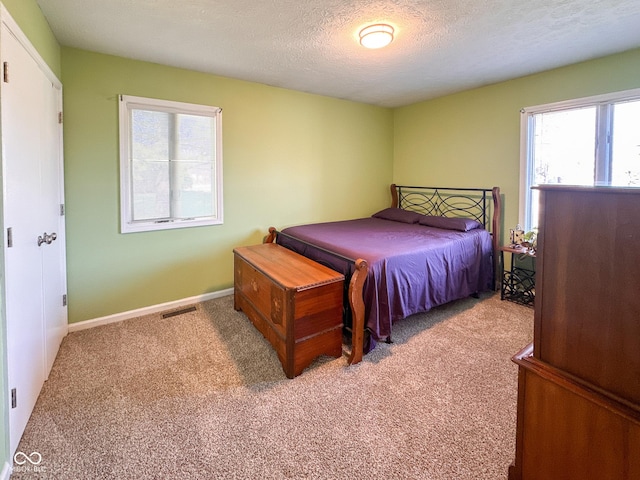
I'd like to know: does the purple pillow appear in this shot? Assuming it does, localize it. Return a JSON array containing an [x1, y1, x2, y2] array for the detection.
[[418, 215, 482, 232], [372, 208, 422, 224]]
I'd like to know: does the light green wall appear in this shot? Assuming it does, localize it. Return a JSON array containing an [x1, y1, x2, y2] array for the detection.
[[393, 48, 640, 239], [62, 47, 393, 323], [0, 0, 61, 468]]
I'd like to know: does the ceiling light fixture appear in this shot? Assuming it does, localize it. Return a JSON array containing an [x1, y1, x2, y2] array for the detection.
[[359, 24, 394, 49]]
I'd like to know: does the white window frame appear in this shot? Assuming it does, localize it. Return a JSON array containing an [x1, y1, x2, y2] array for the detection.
[[119, 95, 223, 233], [519, 87, 640, 230]]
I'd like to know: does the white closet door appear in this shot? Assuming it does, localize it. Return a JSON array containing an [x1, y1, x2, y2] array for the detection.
[[1, 18, 67, 455], [40, 80, 67, 375]]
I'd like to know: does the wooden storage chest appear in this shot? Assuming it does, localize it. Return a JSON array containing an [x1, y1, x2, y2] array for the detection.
[[233, 243, 344, 378]]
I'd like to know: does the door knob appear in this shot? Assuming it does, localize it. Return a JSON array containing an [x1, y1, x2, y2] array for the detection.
[[37, 232, 57, 246]]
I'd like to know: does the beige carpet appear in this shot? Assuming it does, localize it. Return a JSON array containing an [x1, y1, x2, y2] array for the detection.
[[14, 292, 532, 479]]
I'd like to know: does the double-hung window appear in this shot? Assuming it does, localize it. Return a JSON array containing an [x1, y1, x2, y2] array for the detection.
[[119, 95, 223, 233], [520, 88, 640, 230]]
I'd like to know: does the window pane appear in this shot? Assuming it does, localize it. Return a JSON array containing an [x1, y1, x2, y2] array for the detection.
[[177, 114, 214, 161], [132, 161, 170, 220], [532, 107, 596, 186], [529, 107, 596, 227], [131, 110, 169, 160], [611, 100, 640, 186], [171, 161, 214, 218], [172, 114, 215, 218], [131, 110, 170, 221]]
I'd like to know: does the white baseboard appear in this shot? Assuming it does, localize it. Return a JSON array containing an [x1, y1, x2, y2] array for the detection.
[[0, 461, 11, 480], [68, 288, 234, 333]]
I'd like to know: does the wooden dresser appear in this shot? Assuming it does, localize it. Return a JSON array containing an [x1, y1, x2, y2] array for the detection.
[[233, 243, 344, 378], [509, 185, 640, 480]]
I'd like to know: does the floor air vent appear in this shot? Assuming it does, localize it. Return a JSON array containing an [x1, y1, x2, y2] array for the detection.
[[162, 306, 197, 319]]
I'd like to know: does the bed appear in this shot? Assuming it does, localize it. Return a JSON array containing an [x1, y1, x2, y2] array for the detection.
[[265, 184, 501, 364]]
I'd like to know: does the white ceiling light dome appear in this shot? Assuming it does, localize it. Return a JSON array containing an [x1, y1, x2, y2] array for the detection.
[[359, 24, 394, 49]]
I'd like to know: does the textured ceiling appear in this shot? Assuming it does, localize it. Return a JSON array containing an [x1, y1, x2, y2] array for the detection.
[[36, 0, 640, 107]]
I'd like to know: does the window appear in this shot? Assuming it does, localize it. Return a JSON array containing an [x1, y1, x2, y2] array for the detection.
[[119, 95, 223, 233], [520, 88, 640, 230]]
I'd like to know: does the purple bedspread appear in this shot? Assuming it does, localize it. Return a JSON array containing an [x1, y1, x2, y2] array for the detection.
[[278, 218, 493, 346]]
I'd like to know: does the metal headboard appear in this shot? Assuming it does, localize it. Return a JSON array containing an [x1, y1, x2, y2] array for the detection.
[[392, 184, 500, 234]]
